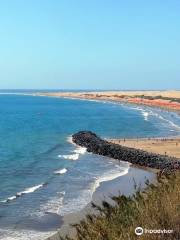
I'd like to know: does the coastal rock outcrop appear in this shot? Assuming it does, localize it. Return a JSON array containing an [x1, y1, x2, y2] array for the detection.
[[72, 131, 180, 171]]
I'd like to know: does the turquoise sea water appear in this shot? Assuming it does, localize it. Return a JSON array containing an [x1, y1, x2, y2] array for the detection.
[[0, 93, 180, 239]]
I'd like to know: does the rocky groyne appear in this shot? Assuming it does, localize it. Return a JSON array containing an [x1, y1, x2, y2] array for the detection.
[[72, 131, 180, 171]]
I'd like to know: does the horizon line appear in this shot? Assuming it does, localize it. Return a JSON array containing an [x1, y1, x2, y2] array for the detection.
[[0, 88, 179, 91]]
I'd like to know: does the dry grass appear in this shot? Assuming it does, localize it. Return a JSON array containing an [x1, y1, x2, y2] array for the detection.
[[60, 172, 180, 240]]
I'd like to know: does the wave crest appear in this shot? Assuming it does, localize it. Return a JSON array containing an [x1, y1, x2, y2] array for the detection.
[[58, 146, 87, 161], [0, 183, 45, 203], [92, 165, 129, 194], [58, 153, 79, 160], [54, 168, 67, 175], [142, 111, 149, 121], [74, 147, 87, 154]]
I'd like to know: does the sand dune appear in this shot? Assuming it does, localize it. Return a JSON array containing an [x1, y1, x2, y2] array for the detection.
[[37, 90, 180, 112]]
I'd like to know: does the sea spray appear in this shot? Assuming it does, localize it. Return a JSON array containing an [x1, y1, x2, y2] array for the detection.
[[54, 168, 67, 175]]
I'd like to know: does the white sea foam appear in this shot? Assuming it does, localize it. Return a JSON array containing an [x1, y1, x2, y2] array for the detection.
[[0, 195, 17, 203], [58, 153, 79, 160], [129, 106, 150, 120], [130, 106, 150, 121], [148, 110, 180, 130], [131, 106, 180, 130], [60, 190, 93, 216], [17, 184, 44, 196], [39, 191, 65, 215], [0, 184, 45, 203], [8, 195, 17, 201], [54, 168, 67, 175], [74, 147, 87, 154], [91, 165, 129, 194], [67, 133, 87, 154], [59, 163, 130, 216], [0, 228, 56, 240], [168, 120, 180, 129], [142, 111, 149, 121], [66, 135, 74, 144], [58, 145, 87, 161]]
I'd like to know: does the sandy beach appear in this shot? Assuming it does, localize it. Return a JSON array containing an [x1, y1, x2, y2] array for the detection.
[[46, 132, 180, 239], [37, 90, 180, 113], [42, 91, 180, 240], [47, 166, 155, 239], [1, 1, 180, 238], [109, 137, 180, 158]]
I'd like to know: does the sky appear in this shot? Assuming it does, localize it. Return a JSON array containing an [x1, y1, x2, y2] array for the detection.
[[0, 0, 179, 90]]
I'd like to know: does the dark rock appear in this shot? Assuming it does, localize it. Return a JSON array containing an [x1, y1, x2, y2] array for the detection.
[[72, 131, 180, 172]]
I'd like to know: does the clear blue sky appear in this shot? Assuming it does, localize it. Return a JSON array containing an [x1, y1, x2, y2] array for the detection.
[[0, 0, 179, 90]]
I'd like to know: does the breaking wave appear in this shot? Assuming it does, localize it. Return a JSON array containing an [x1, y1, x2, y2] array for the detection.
[[58, 153, 79, 160], [66, 136, 74, 144], [0, 183, 45, 203], [54, 168, 67, 175], [39, 191, 65, 215], [91, 164, 129, 194], [131, 106, 180, 130], [58, 146, 87, 161], [74, 147, 87, 154], [142, 111, 149, 121]]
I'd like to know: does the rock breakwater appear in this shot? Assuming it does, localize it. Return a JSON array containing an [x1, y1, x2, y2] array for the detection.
[[72, 131, 180, 171]]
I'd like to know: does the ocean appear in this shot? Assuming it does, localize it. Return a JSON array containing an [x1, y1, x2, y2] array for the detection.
[[0, 93, 180, 239]]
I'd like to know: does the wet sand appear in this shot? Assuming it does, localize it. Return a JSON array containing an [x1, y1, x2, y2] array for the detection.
[[46, 166, 155, 239], [109, 138, 180, 159], [46, 134, 180, 239]]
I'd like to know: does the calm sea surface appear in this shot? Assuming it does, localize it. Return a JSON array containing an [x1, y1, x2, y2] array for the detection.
[[0, 93, 180, 239]]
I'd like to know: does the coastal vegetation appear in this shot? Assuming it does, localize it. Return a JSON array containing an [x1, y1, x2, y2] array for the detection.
[[61, 171, 180, 240], [56, 131, 180, 240], [39, 91, 180, 112], [133, 95, 180, 103]]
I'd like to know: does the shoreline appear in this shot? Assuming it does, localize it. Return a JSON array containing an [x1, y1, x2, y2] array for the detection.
[[43, 93, 180, 240], [2, 90, 180, 114], [46, 166, 156, 240], [35, 90, 180, 114], [109, 137, 180, 159], [0, 92, 179, 239], [46, 130, 179, 239], [3, 93, 177, 239], [72, 131, 180, 171]]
